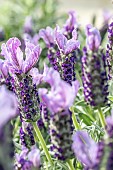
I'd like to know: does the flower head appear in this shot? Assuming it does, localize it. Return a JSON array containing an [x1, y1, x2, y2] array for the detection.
[[1, 37, 42, 74], [86, 24, 101, 51], [39, 66, 79, 113], [62, 11, 78, 39], [72, 131, 98, 168], [39, 26, 55, 47], [55, 26, 80, 55], [15, 146, 40, 170]]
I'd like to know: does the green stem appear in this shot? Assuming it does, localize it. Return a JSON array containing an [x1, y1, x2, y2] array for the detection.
[[67, 159, 75, 170], [70, 107, 81, 130], [97, 107, 106, 128], [32, 122, 53, 166], [76, 70, 82, 87]]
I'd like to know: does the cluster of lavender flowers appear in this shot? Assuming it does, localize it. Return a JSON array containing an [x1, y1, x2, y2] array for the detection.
[[0, 10, 113, 170]]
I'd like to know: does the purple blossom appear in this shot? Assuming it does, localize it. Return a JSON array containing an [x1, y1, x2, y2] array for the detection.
[[39, 66, 79, 113], [23, 16, 33, 35], [55, 26, 80, 55], [0, 85, 18, 129], [0, 59, 8, 78], [86, 24, 101, 51], [103, 9, 112, 24], [1, 37, 42, 74], [72, 131, 98, 168], [15, 146, 40, 170], [23, 33, 39, 46], [28, 145, 40, 168], [39, 26, 55, 47], [62, 11, 78, 37]]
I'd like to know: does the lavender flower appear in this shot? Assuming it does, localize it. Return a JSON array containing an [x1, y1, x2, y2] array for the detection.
[[72, 131, 104, 170], [1, 37, 42, 122], [0, 85, 18, 170], [15, 146, 40, 170], [55, 26, 80, 84], [1, 37, 41, 74], [86, 24, 101, 52], [39, 67, 79, 160], [23, 16, 34, 35], [0, 85, 18, 129], [82, 25, 108, 107], [39, 27, 59, 70], [39, 26, 55, 48], [62, 11, 78, 39]]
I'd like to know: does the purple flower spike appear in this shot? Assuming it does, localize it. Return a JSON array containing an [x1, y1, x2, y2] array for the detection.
[[55, 26, 80, 55], [1, 37, 42, 74], [72, 131, 98, 168], [39, 67, 79, 113], [39, 26, 55, 47], [0, 85, 18, 129], [86, 24, 101, 51]]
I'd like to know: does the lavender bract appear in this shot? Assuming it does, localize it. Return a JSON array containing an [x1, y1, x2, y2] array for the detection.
[[62, 11, 78, 39]]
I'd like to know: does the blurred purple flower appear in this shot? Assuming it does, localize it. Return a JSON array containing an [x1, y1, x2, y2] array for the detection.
[[39, 26, 55, 47], [15, 146, 40, 170], [86, 24, 101, 51], [1, 37, 42, 74], [28, 145, 40, 168], [62, 11, 78, 36], [106, 109, 113, 138], [103, 9, 112, 24], [0, 85, 18, 129], [23, 33, 39, 45], [0, 59, 8, 78], [39, 66, 79, 113], [23, 16, 33, 35], [55, 26, 80, 55], [72, 131, 98, 168]]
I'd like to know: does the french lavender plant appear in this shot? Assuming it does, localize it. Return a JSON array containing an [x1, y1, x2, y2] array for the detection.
[[82, 24, 109, 127], [1, 37, 42, 150], [39, 66, 79, 161], [1, 37, 41, 122], [0, 85, 18, 170], [55, 26, 80, 85]]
